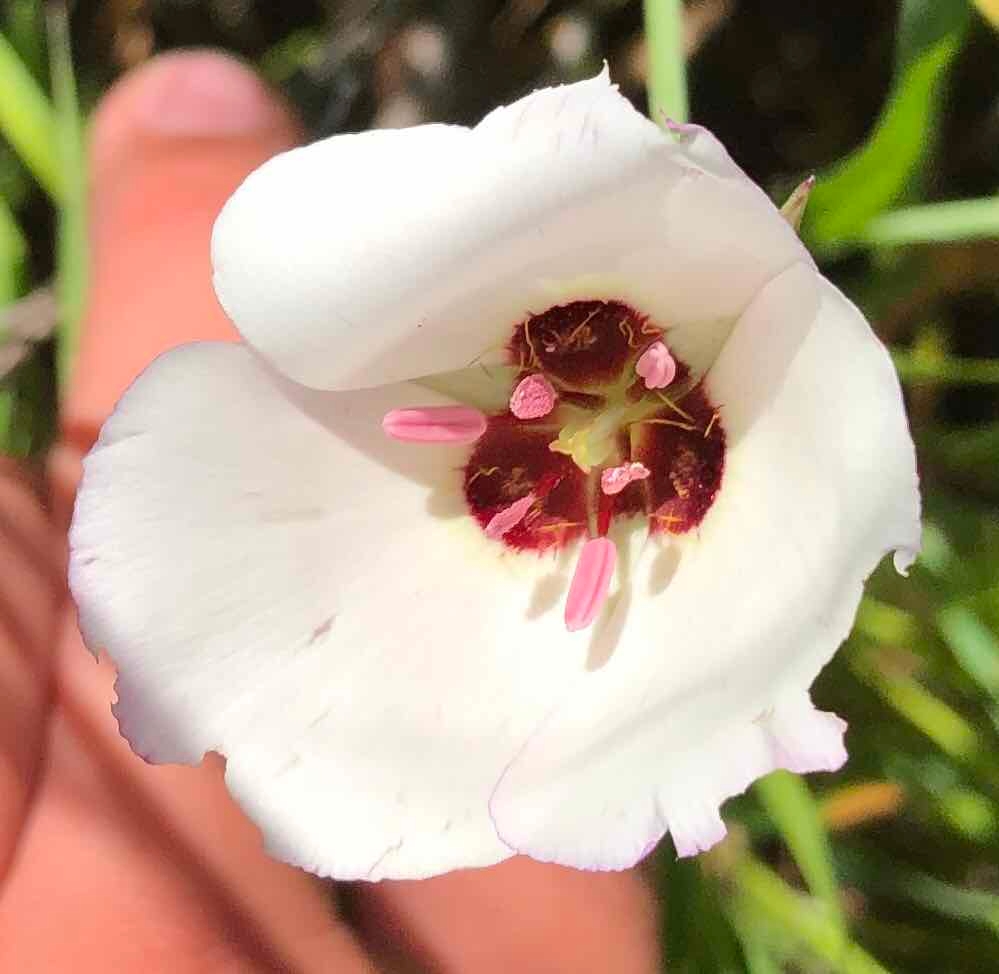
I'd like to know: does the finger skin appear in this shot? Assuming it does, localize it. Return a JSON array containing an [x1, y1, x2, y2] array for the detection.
[[0, 461, 62, 877], [63, 51, 302, 452], [1, 622, 376, 974], [357, 857, 662, 973]]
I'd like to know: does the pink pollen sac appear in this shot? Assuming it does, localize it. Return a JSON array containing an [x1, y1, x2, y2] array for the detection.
[[485, 493, 536, 539], [510, 373, 557, 420], [564, 537, 617, 632], [600, 462, 651, 496], [635, 341, 677, 390], [382, 406, 487, 444]]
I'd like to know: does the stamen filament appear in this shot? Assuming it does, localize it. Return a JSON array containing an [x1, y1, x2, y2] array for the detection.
[[636, 418, 698, 432], [655, 391, 695, 423]]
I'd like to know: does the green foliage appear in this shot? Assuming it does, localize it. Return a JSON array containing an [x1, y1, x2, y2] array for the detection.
[[0, 3, 81, 454], [45, 2, 86, 391], [0, 194, 25, 307], [972, 0, 999, 30], [754, 771, 844, 928], [862, 196, 999, 247], [643, 0, 688, 124], [727, 855, 891, 974], [0, 196, 27, 453], [0, 27, 61, 200], [937, 603, 999, 701], [802, 0, 970, 253]]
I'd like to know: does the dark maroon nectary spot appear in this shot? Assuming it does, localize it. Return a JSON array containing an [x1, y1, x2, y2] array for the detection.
[[459, 300, 726, 552], [631, 383, 725, 535], [509, 301, 659, 389], [464, 416, 589, 553]]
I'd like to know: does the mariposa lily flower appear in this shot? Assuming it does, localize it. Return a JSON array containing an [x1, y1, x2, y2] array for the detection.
[[69, 70, 920, 881]]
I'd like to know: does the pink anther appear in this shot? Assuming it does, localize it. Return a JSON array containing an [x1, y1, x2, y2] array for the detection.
[[600, 462, 651, 496], [635, 341, 677, 390], [564, 537, 617, 632], [485, 493, 536, 539], [510, 373, 557, 420], [382, 406, 487, 444]]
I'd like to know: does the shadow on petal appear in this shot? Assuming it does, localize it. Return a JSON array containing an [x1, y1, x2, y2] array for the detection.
[[706, 261, 821, 451], [586, 587, 631, 672], [647, 542, 682, 597]]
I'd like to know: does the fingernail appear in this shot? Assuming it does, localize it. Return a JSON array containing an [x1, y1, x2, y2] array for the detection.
[[132, 50, 286, 136]]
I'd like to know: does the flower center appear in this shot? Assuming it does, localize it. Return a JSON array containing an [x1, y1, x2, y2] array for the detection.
[[464, 301, 725, 551], [384, 300, 726, 630]]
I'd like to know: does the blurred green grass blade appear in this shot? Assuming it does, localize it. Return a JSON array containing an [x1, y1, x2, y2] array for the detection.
[[919, 520, 959, 577], [806, 35, 957, 246], [850, 651, 980, 763], [855, 597, 920, 646], [754, 770, 844, 927], [881, 752, 997, 843], [643, 0, 688, 124], [0, 29, 61, 200], [661, 854, 699, 966], [731, 923, 781, 974], [660, 856, 743, 972], [938, 785, 998, 841], [974, 0, 999, 29], [896, 0, 970, 56], [803, 0, 967, 252], [260, 28, 322, 85], [0, 391, 12, 451], [891, 348, 999, 384], [46, 3, 87, 391], [0, 194, 26, 307], [893, 875, 999, 936], [5, 0, 45, 80], [695, 877, 744, 974], [923, 422, 999, 489], [0, 195, 27, 454], [917, 503, 999, 597], [840, 845, 999, 934], [1, 353, 53, 457], [937, 604, 999, 700], [730, 854, 891, 974], [861, 196, 999, 247]]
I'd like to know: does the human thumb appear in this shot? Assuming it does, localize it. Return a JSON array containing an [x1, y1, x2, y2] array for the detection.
[[52, 50, 302, 516]]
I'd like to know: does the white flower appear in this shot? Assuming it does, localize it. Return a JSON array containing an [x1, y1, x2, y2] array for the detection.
[[69, 70, 920, 881]]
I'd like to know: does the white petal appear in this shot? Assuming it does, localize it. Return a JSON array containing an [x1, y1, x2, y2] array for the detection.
[[661, 120, 748, 180], [491, 261, 919, 869], [212, 71, 807, 390], [70, 342, 613, 881]]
